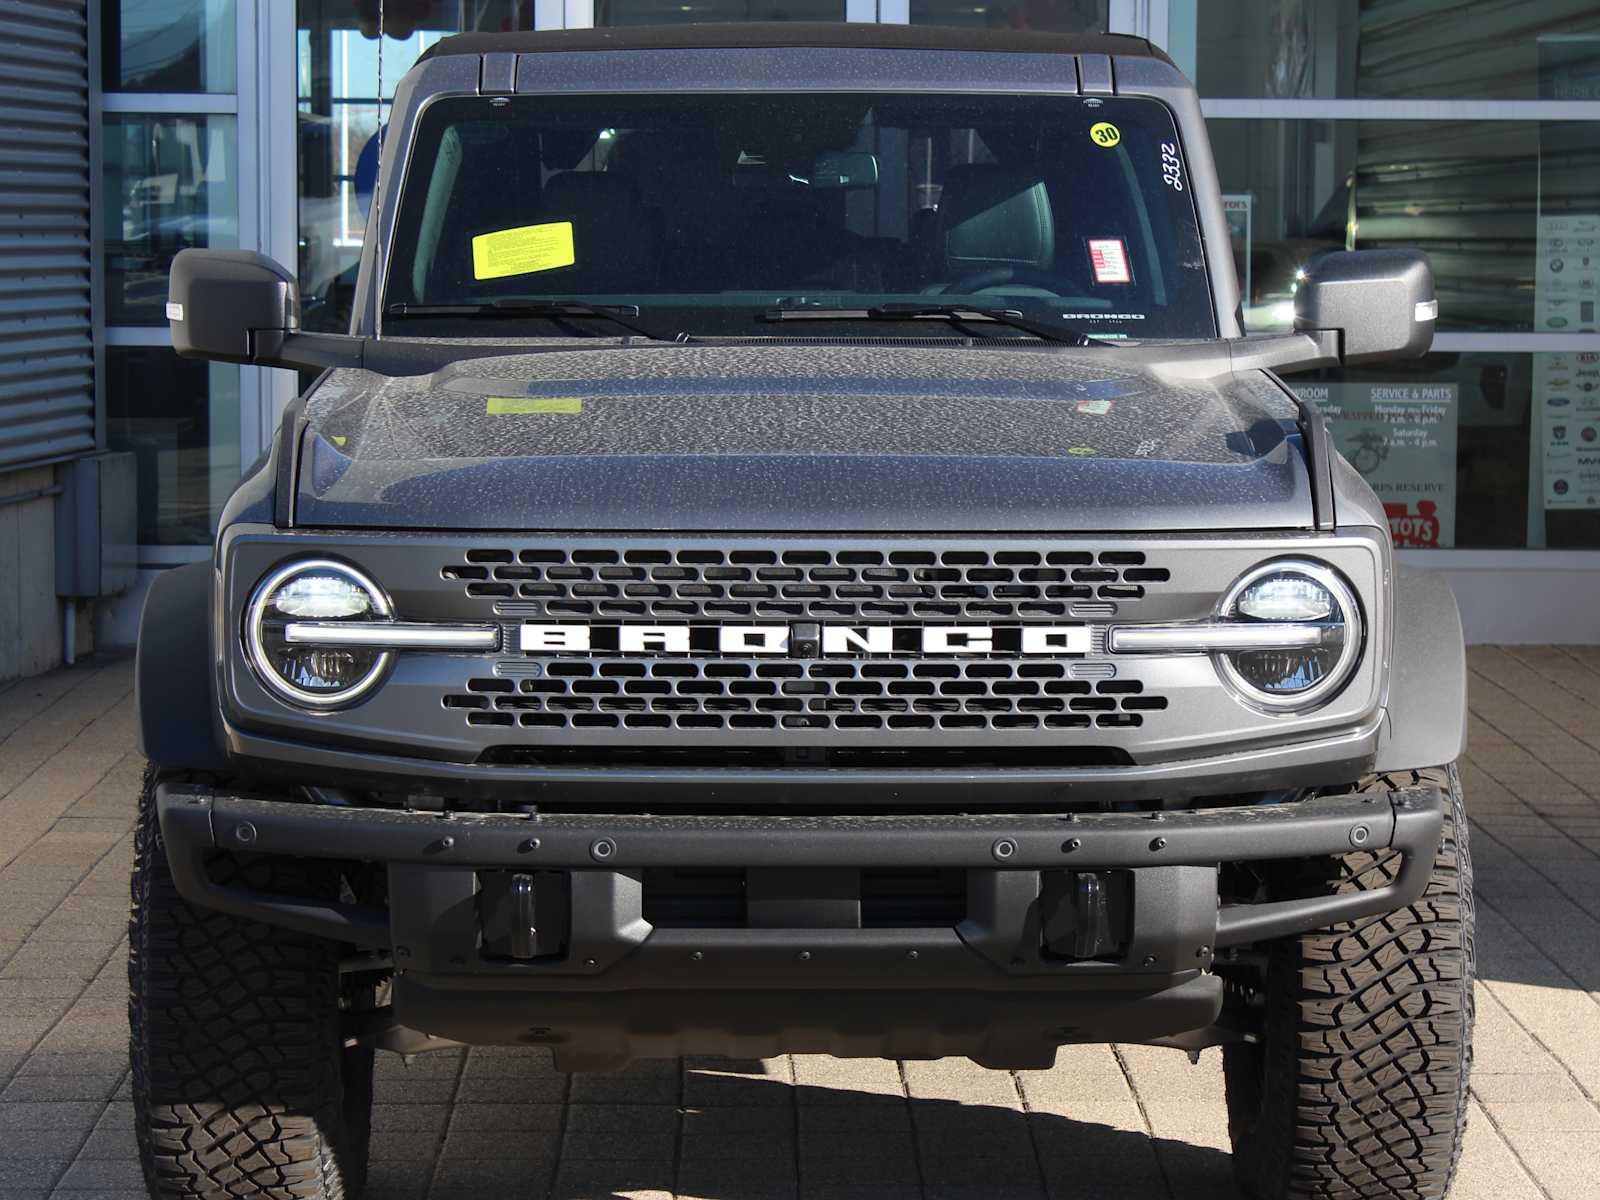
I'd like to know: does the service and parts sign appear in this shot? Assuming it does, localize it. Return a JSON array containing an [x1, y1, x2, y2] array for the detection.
[[1291, 382, 1459, 548], [1537, 350, 1600, 510]]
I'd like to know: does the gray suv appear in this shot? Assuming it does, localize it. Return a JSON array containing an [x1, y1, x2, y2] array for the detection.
[[132, 24, 1472, 1200]]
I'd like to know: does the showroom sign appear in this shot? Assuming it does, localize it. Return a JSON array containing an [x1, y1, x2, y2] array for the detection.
[[1291, 382, 1460, 548]]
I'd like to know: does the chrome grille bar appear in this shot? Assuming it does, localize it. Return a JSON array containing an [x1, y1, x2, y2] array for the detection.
[[1107, 623, 1327, 654], [283, 621, 500, 650]]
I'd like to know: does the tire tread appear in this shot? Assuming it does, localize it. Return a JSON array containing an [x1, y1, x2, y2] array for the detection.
[[1226, 765, 1475, 1200], [129, 765, 370, 1200]]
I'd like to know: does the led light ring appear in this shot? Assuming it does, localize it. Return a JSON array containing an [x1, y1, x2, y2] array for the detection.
[[1213, 559, 1363, 714], [246, 559, 394, 710]]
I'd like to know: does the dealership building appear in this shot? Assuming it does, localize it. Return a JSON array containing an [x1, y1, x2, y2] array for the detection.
[[2, 0, 1599, 676]]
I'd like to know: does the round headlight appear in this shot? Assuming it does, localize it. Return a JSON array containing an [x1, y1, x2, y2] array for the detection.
[[246, 560, 392, 708], [1215, 560, 1362, 712]]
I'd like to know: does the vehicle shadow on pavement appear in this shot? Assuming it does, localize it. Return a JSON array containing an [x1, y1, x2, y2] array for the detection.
[[361, 1050, 1243, 1200]]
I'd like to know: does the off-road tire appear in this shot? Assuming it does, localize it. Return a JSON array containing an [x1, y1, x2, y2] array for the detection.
[[129, 766, 375, 1199], [1224, 765, 1474, 1200]]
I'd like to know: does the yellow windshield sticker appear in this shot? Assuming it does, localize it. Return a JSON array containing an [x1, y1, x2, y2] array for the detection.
[[471, 221, 576, 280], [486, 397, 583, 415], [1089, 122, 1121, 148]]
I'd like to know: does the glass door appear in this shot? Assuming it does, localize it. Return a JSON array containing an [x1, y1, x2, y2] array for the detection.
[[101, 0, 245, 562]]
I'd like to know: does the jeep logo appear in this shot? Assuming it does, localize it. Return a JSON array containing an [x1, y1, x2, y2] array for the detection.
[[519, 623, 1091, 657]]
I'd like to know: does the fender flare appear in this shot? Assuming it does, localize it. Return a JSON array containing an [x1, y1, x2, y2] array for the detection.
[[1375, 564, 1468, 772], [136, 560, 228, 772]]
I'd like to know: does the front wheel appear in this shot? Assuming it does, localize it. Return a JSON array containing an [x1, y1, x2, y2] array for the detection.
[[129, 767, 375, 1200], [1224, 766, 1475, 1200]]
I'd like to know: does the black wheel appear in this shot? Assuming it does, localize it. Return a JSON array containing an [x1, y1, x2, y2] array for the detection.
[[129, 766, 376, 1199], [1224, 766, 1475, 1200]]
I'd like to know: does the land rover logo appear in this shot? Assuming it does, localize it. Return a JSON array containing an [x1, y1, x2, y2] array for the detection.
[[518, 623, 1091, 657]]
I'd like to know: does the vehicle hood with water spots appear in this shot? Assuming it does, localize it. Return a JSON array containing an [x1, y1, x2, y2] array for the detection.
[[294, 343, 1312, 532]]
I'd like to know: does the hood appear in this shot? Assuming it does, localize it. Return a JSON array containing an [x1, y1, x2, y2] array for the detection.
[[295, 343, 1311, 532]]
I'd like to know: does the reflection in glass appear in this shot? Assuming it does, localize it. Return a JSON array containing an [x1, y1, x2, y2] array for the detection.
[[103, 0, 236, 93], [909, 0, 1103, 32], [1290, 353, 1543, 549], [296, 2, 536, 331], [1206, 118, 1600, 334], [106, 349, 240, 546], [1180, 0, 1600, 100], [1285, 351, 1600, 549], [103, 115, 238, 326]]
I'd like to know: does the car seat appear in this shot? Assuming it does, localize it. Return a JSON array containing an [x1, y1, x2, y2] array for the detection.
[[922, 163, 1060, 297], [535, 170, 660, 295]]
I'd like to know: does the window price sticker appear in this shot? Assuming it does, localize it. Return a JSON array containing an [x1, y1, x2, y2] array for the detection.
[[1088, 238, 1131, 284], [471, 220, 576, 280]]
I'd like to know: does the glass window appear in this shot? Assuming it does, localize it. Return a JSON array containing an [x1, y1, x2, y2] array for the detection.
[[1285, 351, 1600, 550], [1176, 0, 1600, 100], [1533, 349, 1600, 539], [598, 0, 846, 22], [1207, 117, 1600, 334], [103, 114, 239, 326], [103, 0, 237, 93], [384, 92, 1215, 340], [105, 349, 240, 546], [909, 0, 1104, 32], [296, 2, 534, 332]]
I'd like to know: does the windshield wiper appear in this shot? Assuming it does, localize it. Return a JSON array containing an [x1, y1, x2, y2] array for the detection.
[[761, 302, 1098, 346], [385, 299, 679, 342]]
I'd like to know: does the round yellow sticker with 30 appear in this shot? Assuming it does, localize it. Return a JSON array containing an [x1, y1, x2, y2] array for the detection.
[[1089, 122, 1121, 148]]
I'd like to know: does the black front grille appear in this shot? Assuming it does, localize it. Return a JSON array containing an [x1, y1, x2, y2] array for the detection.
[[444, 658, 1168, 734], [642, 868, 746, 927], [442, 546, 1170, 621]]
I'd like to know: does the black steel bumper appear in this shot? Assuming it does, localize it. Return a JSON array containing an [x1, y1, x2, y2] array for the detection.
[[154, 783, 1443, 1067]]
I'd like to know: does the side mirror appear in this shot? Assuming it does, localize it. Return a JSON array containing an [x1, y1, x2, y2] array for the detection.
[[1294, 249, 1436, 365], [168, 249, 301, 365], [167, 249, 512, 378]]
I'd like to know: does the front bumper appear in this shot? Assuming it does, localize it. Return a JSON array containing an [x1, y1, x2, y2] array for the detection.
[[155, 783, 1443, 1066]]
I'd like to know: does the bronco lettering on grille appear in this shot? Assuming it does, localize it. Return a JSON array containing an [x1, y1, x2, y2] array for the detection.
[[519, 623, 1092, 657]]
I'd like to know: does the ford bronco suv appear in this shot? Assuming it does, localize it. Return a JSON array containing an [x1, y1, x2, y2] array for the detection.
[[133, 23, 1473, 1200]]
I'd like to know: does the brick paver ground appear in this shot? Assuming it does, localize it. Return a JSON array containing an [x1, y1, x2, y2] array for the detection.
[[2, 646, 1598, 1199]]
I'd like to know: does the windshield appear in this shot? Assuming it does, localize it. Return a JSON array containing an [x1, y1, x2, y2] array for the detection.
[[384, 92, 1215, 341]]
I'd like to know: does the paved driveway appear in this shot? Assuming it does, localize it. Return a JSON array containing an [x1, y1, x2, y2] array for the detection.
[[2, 647, 1598, 1199]]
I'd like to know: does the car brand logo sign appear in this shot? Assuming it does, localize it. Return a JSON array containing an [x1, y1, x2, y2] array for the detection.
[[519, 623, 1091, 657]]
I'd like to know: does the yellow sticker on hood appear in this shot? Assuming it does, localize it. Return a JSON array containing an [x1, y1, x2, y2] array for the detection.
[[486, 396, 582, 414], [471, 221, 575, 280]]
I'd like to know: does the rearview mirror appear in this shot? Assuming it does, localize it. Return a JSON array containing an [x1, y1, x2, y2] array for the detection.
[[811, 151, 879, 190], [1294, 249, 1436, 365]]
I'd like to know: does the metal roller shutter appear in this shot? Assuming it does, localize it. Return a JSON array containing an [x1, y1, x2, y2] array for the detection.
[[0, 0, 94, 471]]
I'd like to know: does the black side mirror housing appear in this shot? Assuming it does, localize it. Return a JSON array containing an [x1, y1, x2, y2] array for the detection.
[[166, 248, 516, 378], [1294, 249, 1436, 365], [168, 250, 300, 365]]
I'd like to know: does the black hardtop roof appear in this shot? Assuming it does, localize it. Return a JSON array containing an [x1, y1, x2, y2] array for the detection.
[[419, 21, 1166, 64]]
